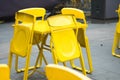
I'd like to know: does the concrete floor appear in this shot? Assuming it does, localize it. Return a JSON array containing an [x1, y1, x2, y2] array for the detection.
[[0, 17, 120, 80]]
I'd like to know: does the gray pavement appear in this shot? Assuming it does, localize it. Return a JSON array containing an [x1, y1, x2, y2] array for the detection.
[[0, 18, 120, 80]]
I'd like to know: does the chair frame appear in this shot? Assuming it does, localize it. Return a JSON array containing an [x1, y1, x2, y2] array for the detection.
[[8, 8, 48, 80], [112, 5, 120, 58], [47, 14, 87, 75], [61, 8, 93, 73]]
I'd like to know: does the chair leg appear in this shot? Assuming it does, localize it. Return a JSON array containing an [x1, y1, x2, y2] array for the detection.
[[70, 38, 93, 74], [39, 42, 48, 65], [52, 51, 58, 64], [8, 52, 13, 72], [15, 55, 40, 73], [50, 39, 58, 64], [29, 49, 42, 76], [117, 36, 120, 48], [23, 50, 31, 80], [70, 46, 86, 75], [29, 42, 48, 76], [79, 53, 86, 75], [15, 55, 19, 72], [118, 38, 120, 49], [85, 37, 93, 73], [112, 33, 120, 57], [63, 62, 66, 66], [37, 35, 48, 65]]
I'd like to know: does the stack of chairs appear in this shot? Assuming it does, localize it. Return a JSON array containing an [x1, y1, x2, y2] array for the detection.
[[47, 13, 88, 75], [7, 7, 93, 80]]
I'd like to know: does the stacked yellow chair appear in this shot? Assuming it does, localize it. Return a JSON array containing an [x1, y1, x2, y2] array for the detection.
[[112, 5, 120, 57], [61, 8, 93, 73], [8, 8, 48, 80], [0, 64, 10, 80], [47, 14, 86, 75], [45, 64, 91, 80]]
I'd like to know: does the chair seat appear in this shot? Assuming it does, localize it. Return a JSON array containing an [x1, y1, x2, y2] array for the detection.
[[0, 64, 10, 80], [52, 29, 80, 62], [45, 64, 91, 80]]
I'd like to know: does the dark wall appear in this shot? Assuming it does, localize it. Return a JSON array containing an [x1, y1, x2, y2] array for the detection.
[[91, 0, 120, 19], [0, 0, 61, 17]]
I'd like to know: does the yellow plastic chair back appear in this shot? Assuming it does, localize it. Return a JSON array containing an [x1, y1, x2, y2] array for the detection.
[[61, 8, 87, 47], [61, 8, 93, 73], [10, 24, 33, 57], [45, 64, 91, 80], [16, 8, 46, 45], [112, 4, 120, 57], [51, 29, 80, 62], [18, 8, 46, 19], [17, 8, 46, 22], [61, 8, 87, 24], [47, 14, 86, 75], [0, 64, 10, 80]]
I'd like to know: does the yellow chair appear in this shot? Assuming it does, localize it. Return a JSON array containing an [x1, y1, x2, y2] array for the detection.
[[47, 14, 86, 75], [8, 8, 48, 80], [61, 8, 93, 73], [112, 5, 120, 57], [0, 64, 10, 80], [45, 64, 91, 80]]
